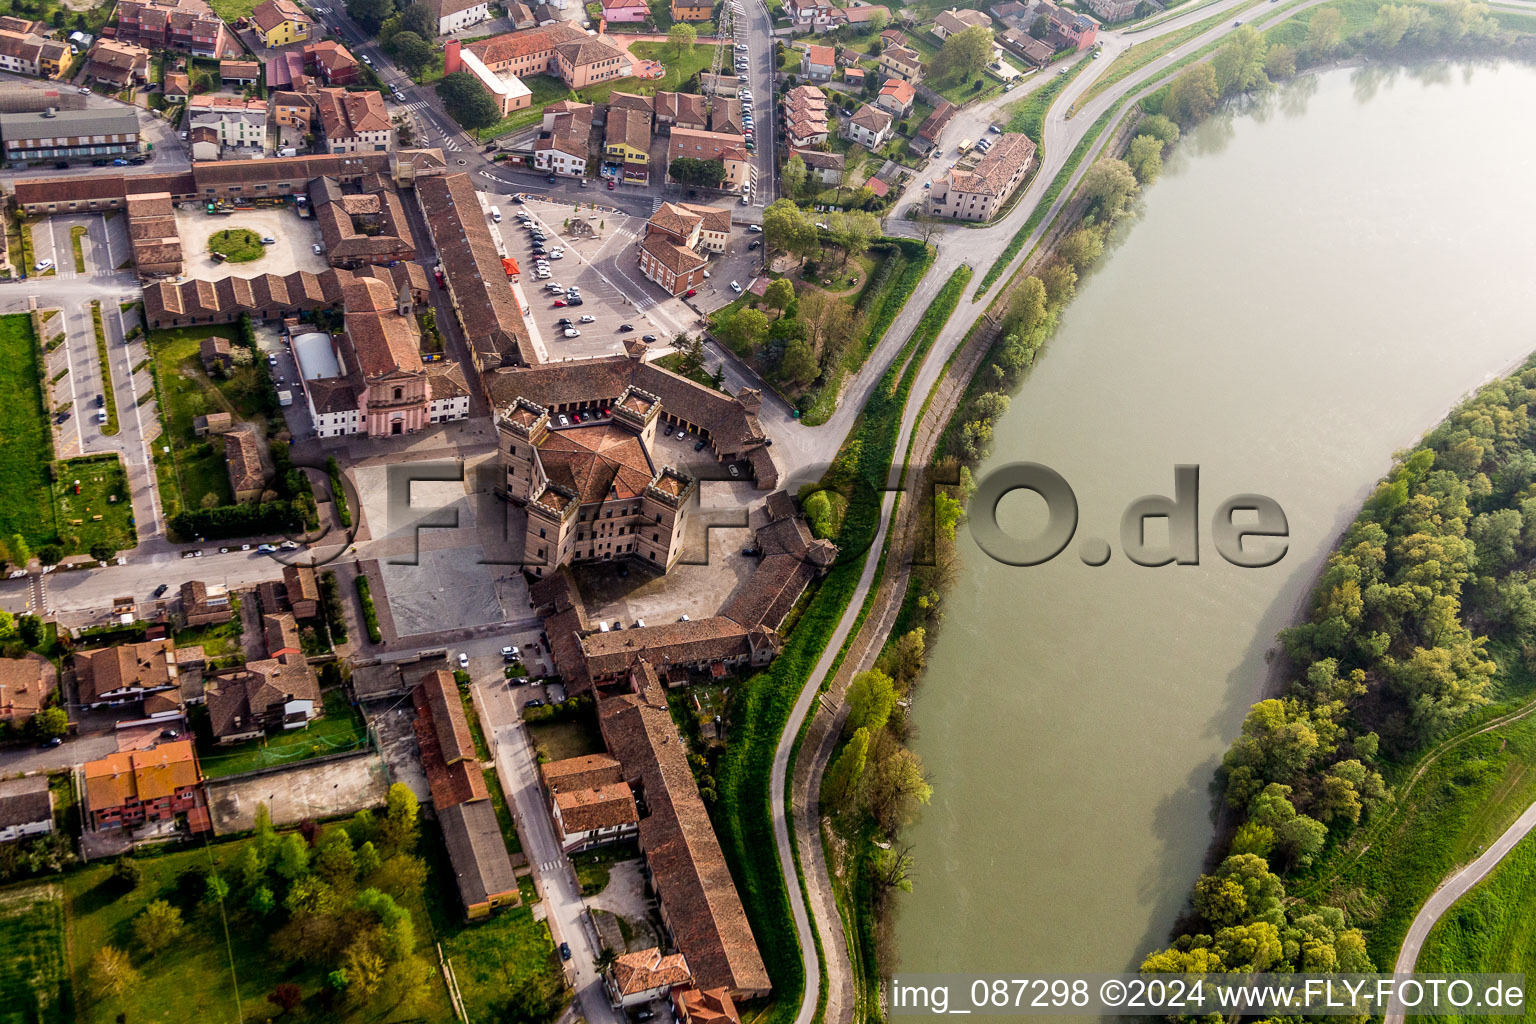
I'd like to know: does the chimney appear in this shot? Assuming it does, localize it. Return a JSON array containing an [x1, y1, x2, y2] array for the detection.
[[443, 38, 463, 76]]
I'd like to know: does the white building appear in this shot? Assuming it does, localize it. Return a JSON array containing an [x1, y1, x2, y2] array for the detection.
[[0, 777, 52, 844], [187, 95, 268, 152], [427, 0, 490, 34]]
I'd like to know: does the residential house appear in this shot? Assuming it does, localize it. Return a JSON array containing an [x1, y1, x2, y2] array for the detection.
[[206, 649, 319, 742], [675, 987, 742, 1024], [219, 58, 260, 85], [413, 669, 518, 919], [188, 123, 220, 160], [315, 87, 391, 153], [876, 77, 915, 118], [604, 103, 652, 185], [911, 98, 954, 153], [163, 70, 190, 98], [180, 580, 233, 626], [0, 27, 70, 78], [263, 612, 301, 657], [800, 43, 834, 81], [1083, 0, 1138, 21], [0, 777, 53, 844], [709, 97, 743, 136], [83, 741, 206, 831], [305, 39, 360, 85], [842, 103, 891, 149], [283, 564, 321, 619], [193, 410, 234, 435], [456, 24, 631, 90], [843, 66, 867, 89], [113, 0, 237, 57], [671, 0, 712, 19], [791, 147, 843, 185], [250, 0, 312, 46], [635, 201, 728, 297], [0, 107, 139, 166], [188, 94, 268, 153], [666, 127, 748, 192], [74, 639, 177, 709], [1000, 27, 1054, 66], [547, 771, 639, 852], [607, 948, 693, 1008], [877, 44, 924, 83], [927, 131, 1035, 221], [269, 89, 317, 134], [1044, 3, 1096, 49], [786, 0, 833, 30], [830, 4, 882, 27], [601, 0, 649, 21], [0, 653, 55, 728], [226, 429, 267, 501], [932, 6, 992, 38], [781, 85, 828, 148], [534, 100, 593, 178], [422, 0, 490, 35], [506, 1, 536, 29], [990, 0, 1030, 27], [879, 27, 907, 47], [653, 90, 705, 130]]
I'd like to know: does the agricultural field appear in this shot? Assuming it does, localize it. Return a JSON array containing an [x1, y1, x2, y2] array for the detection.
[[0, 884, 69, 1024], [0, 313, 55, 553]]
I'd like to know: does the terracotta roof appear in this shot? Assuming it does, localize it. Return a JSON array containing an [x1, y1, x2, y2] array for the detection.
[[553, 32, 628, 68], [467, 21, 588, 65], [641, 231, 708, 276], [341, 278, 422, 379], [220, 58, 259, 77], [934, 7, 992, 33], [678, 987, 741, 1024], [84, 740, 200, 813], [74, 640, 174, 705], [606, 104, 652, 154], [612, 947, 692, 995], [848, 103, 891, 133], [417, 669, 477, 768], [879, 78, 915, 106], [791, 148, 843, 171], [541, 752, 623, 791], [600, 672, 769, 995], [251, 0, 308, 33], [947, 130, 1035, 196], [804, 43, 834, 66], [608, 90, 654, 114], [225, 429, 266, 493], [206, 653, 319, 739], [427, 0, 490, 19], [426, 360, 471, 400], [418, 173, 536, 368], [537, 422, 656, 503], [555, 781, 638, 833], [916, 99, 956, 141], [0, 653, 53, 722]]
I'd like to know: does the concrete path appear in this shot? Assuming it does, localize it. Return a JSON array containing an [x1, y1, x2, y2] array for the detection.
[[1385, 797, 1536, 1023]]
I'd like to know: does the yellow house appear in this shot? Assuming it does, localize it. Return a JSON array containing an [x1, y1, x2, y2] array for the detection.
[[251, 0, 312, 47], [671, 0, 713, 20], [604, 105, 652, 184]]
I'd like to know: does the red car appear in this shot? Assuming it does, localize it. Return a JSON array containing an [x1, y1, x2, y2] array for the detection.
[[606, 179, 616, 190], [685, 289, 697, 297], [554, 299, 567, 307], [601, 407, 611, 417]]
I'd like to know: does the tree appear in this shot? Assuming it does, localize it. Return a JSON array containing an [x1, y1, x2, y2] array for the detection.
[[781, 337, 817, 383], [17, 614, 42, 648], [1164, 62, 1218, 125], [88, 946, 140, 1000], [827, 727, 870, 809], [254, 801, 278, 863], [668, 21, 697, 59], [867, 7, 889, 31], [35, 544, 61, 567], [1127, 133, 1164, 184], [250, 885, 276, 916], [398, 1, 437, 37], [1264, 43, 1297, 79], [594, 946, 620, 973], [276, 830, 311, 880], [934, 24, 993, 81], [864, 747, 932, 829], [1210, 26, 1268, 96], [722, 307, 770, 353], [1080, 159, 1137, 219], [781, 154, 807, 198], [8, 534, 30, 567], [1137, 114, 1180, 145], [762, 199, 818, 264], [111, 857, 142, 891], [1006, 275, 1048, 335], [762, 278, 795, 315], [381, 783, 420, 851], [669, 156, 726, 187], [315, 828, 358, 887], [436, 72, 500, 132], [1056, 225, 1103, 271], [829, 210, 879, 269], [268, 982, 303, 1015], [203, 870, 230, 908], [1028, 13, 1049, 38], [29, 706, 67, 741], [357, 840, 382, 878], [132, 899, 185, 955], [346, 0, 395, 32], [1304, 6, 1344, 60], [390, 31, 434, 75], [89, 543, 116, 563], [846, 669, 898, 734]]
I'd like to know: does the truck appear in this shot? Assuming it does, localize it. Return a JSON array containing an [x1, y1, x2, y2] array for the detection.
[[957, 138, 975, 155], [277, 390, 294, 406], [277, 146, 297, 158]]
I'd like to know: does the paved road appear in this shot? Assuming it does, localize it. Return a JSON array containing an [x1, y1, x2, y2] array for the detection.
[[1386, 797, 1536, 1021], [475, 670, 622, 1024]]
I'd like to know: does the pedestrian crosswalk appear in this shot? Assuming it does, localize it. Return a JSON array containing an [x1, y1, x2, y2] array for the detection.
[[649, 197, 665, 214]]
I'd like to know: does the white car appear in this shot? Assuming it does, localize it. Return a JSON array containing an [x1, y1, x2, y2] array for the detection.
[[536, 270, 551, 279], [558, 414, 570, 426], [730, 280, 743, 292], [33, 259, 52, 272], [677, 431, 687, 439], [579, 314, 595, 323], [502, 645, 520, 660], [564, 328, 581, 337], [457, 652, 469, 669]]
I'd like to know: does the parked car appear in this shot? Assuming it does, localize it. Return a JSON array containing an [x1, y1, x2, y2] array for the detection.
[[153, 583, 169, 597], [694, 439, 707, 451], [642, 334, 656, 342], [533, 700, 549, 711], [730, 281, 743, 292], [618, 323, 634, 332], [501, 645, 520, 661], [257, 543, 278, 553], [33, 259, 52, 272], [457, 652, 469, 669], [312, 243, 324, 254], [564, 328, 581, 337], [676, 430, 686, 440], [685, 288, 697, 297], [554, 299, 567, 307], [579, 315, 595, 323], [748, 240, 761, 250], [747, 224, 763, 233], [729, 464, 741, 478], [557, 317, 573, 326], [260, 236, 276, 244]]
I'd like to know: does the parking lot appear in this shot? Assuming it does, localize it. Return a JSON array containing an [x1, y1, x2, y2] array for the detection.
[[171, 205, 330, 281]]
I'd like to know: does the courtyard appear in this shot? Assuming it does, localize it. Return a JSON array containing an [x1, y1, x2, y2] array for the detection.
[[170, 204, 329, 281]]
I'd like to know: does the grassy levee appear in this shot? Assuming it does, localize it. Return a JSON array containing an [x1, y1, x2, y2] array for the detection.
[[1417, 829, 1536, 984], [713, 262, 969, 1024], [1007, 57, 1090, 143]]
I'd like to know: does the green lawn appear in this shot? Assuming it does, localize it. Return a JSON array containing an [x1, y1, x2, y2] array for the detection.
[[0, 313, 56, 552], [435, 882, 562, 1023], [147, 325, 262, 516], [194, 688, 368, 778], [206, 227, 267, 263], [483, 768, 524, 855], [459, 687, 492, 762], [173, 603, 243, 660], [69, 226, 86, 273], [53, 456, 136, 556], [575, 40, 720, 105], [1417, 829, 1536, 985], [1007, 57, 1089, 142], [0, 883, 69, 1024], [526, 716, 604, 762], [205, 0, 260, 22], [483, 74, 580, 138]]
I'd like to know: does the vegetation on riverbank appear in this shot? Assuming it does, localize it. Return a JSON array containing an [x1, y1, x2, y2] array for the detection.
[[711, 257, 962, 1024], [1418, 828, 1536, 975]]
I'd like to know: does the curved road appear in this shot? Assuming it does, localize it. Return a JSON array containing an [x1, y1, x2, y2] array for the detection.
[[767, 1, 1375, 1022], [1385, 796, 1536, 1023]]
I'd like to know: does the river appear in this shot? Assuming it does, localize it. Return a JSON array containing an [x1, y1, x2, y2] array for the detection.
[[895, 60, 1536, 986]]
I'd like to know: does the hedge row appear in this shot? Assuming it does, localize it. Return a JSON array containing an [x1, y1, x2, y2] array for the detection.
[[327, 456, 352, 528], [355, 574, 382, 644]]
